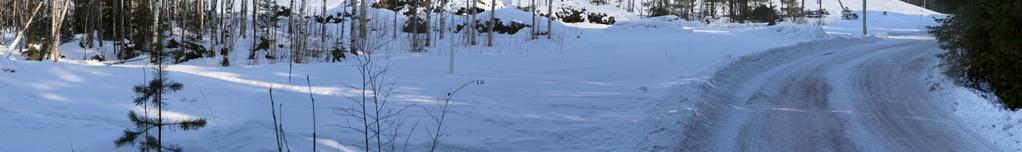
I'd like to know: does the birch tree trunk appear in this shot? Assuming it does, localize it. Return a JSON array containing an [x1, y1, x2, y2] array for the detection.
[[49, 0, 72, 61], [425, 0, 432, 47], [358, 0, 368, 53], [349, 0, 359, 55], [439, 0, 446, 40], [321, 0, 327, 58], [470, 0, 477, 45], [5, 3, 43, 52], [250, 0, 258, 62], [241, 0, 249, 38]]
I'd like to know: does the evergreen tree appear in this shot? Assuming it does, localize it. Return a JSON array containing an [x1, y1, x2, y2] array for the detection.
[[114, 2, 207, 150], [114, 67, 208, 151], [253, 0, 282, 61], [930, 0, 1022, 109]]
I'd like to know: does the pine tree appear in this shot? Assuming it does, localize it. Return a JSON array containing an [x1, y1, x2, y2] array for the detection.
[[114, 2, 206, 150], [114, 65, 207, 151]]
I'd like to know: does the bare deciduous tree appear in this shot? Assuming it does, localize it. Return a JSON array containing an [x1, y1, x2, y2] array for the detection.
[[48, 0, 72, 61]]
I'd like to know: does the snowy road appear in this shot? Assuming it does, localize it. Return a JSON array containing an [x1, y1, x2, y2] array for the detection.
[[677, 38, 1001, 151]]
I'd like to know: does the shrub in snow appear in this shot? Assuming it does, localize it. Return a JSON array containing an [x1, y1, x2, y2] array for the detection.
[[587, 13, 616, 25], [167, 39, 215, 64], [556, 8, 586, 23], [455, 7, 486, 15], [555, 7, 615, 25], [403, 17, 429, 33], [456, 18, 530, 34], [90, 54, 105, 62], [749, 5, 781, 25]]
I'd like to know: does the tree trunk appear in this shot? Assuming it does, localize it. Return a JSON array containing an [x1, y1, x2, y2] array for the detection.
[[413, 0, 419, 51], [349, 0, 358, 55], [241, 0, 249, 38], [531, 0, 536, 39], [251, 0, 259, 62], [487, 0, 494, 47], [49, 0, 72, 61], [393, 1, 397, 39], [547, 0, 551, 39], [469, 0, 477, 45], [5, 3, 43, 52], [425, 0, 432, 47]]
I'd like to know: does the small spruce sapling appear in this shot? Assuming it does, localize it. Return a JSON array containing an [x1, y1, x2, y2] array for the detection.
[[115, 27, 207, 151]]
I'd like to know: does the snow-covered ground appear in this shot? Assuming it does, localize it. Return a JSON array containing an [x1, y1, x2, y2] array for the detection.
[[0, 17, 816, 152], [2, 0, 1018, 151], [929, 63, 1022, 151]]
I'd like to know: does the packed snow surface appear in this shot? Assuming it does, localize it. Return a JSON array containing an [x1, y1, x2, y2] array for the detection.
[[3, 0, 1019, 151]]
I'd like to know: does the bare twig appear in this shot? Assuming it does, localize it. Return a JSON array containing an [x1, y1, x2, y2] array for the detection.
[[306, 75, 318, 152], [269, 87, 283, 152], [427, 80, 485, 152]]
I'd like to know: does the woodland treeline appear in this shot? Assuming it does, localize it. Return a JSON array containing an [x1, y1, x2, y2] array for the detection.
[[0, 0, 852, 67], [0, 0, 360, 65], [0, 0, 949, 67], [0, 0, 490, 65]]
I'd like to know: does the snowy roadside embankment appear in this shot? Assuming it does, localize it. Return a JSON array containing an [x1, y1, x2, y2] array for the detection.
[[928, 65, 1022, 151]]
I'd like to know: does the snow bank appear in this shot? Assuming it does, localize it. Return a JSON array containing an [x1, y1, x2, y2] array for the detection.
[[928, 65, 1022, 151], [601, 16, 693, 34], [753, 24, 830, 40]]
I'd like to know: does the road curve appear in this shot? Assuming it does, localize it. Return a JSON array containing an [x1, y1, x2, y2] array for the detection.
[[683, 38, 999, 151]]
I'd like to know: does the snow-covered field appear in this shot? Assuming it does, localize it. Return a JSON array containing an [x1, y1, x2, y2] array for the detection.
[[2, 0, 1017, 151], [0, 18, 815, 152]]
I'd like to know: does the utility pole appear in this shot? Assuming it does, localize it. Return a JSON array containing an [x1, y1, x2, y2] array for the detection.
[[863, 0, 867, 35]]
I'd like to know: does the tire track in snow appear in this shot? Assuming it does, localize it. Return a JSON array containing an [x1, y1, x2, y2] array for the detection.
[[657, 38, 1001, 151]]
